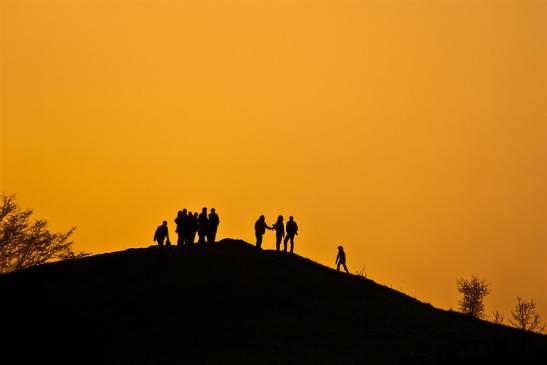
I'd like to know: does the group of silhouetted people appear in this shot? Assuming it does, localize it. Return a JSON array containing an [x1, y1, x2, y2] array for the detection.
[[154, 207, 220, 247], [154, 210, 350, 273], [255, 215, 299, 253]]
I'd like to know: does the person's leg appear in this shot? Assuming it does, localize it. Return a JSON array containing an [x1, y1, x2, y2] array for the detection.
[[256, 233, 262, 249], [343, 262, 349, 273], [283, 236, 288, 252], [276, 235, 281, 251], [337, 262, 341, 271], [290, 236, 294, 253]]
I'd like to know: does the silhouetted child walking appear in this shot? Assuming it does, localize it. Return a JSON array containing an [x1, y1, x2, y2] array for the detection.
[[154, 221, 170, 247], [336, 246, 349, 273]]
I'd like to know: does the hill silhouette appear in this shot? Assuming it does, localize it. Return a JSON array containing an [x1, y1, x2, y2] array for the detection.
[[1, 239, 545, 364]]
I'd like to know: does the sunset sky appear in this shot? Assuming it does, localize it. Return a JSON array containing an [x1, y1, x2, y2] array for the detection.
[[1, 0, 546, 318]]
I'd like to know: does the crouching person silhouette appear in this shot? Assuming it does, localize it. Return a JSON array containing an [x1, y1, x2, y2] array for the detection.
[[336, 245, 349, 273], [254, 215, 272, 249], [154, 221, 170, 247]]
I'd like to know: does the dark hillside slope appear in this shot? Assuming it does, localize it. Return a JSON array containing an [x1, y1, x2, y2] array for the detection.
[[1, 239, 545, 364]]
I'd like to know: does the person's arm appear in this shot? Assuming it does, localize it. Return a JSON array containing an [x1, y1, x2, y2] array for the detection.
[[335, 252, 340, 264]]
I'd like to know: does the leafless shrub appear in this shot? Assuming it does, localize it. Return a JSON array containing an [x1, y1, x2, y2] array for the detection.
[[456, 274, 490, 319], [0, 193, 87, 273], [492, 311, 504, 324], [509, 297, 545, 333]]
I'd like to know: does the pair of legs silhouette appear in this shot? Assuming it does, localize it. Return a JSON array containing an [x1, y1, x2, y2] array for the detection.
[[337, 262, 349, 273], [207, 228, 217, 243], [276, 234, 295, 252], [256, 233, 264, 249], [284, 234, 295, 253]]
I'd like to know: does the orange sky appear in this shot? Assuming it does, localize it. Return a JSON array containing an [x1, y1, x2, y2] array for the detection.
[[1, 0, 546, 320]]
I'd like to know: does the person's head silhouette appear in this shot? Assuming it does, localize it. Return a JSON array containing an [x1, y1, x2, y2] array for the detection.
[[202, 207, 207, 213], [211, 208, 216, 214], [259, 215, 265, 221], [277, 215, 283, 222], [182, 208, 187, 214], [289, 216, 294, 221], [338, 245, 343, 251], [162, 221, 167, 226]]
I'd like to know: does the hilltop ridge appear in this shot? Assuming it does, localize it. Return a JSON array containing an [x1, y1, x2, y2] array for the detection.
[[1, 239, 545, 364]]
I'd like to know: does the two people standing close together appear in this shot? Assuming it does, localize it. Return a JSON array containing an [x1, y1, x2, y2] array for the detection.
[[154, 207, 220, 247]]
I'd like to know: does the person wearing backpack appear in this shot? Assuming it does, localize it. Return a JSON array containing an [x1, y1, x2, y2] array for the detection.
[[284, 216, 298, 253]]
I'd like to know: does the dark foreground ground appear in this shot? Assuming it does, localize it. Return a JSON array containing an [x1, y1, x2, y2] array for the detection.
[[1, 239, 545, 364]]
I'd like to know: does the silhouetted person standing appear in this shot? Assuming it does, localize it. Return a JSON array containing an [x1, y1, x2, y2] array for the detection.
[[174, 209, 187, 247], [154, 221, 170, 247], [336, 245, 349, 273], [208, 208, 220, 243], [254, 215, 272, 249], [188, 212, 198, 244], [272, 215, 285, 251], [198, 207, 209, 244], [182, 211, 192, 245], [284, 216, 298, 253]]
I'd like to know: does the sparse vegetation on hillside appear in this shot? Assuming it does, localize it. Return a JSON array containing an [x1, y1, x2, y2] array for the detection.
[[356, 265, 367, 278], [0, 193, 87, 273], [492, 310, 504, 324], [457, 274, 490, 319], [1, 240, 546, 364], [510, 297, 545, 334]]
